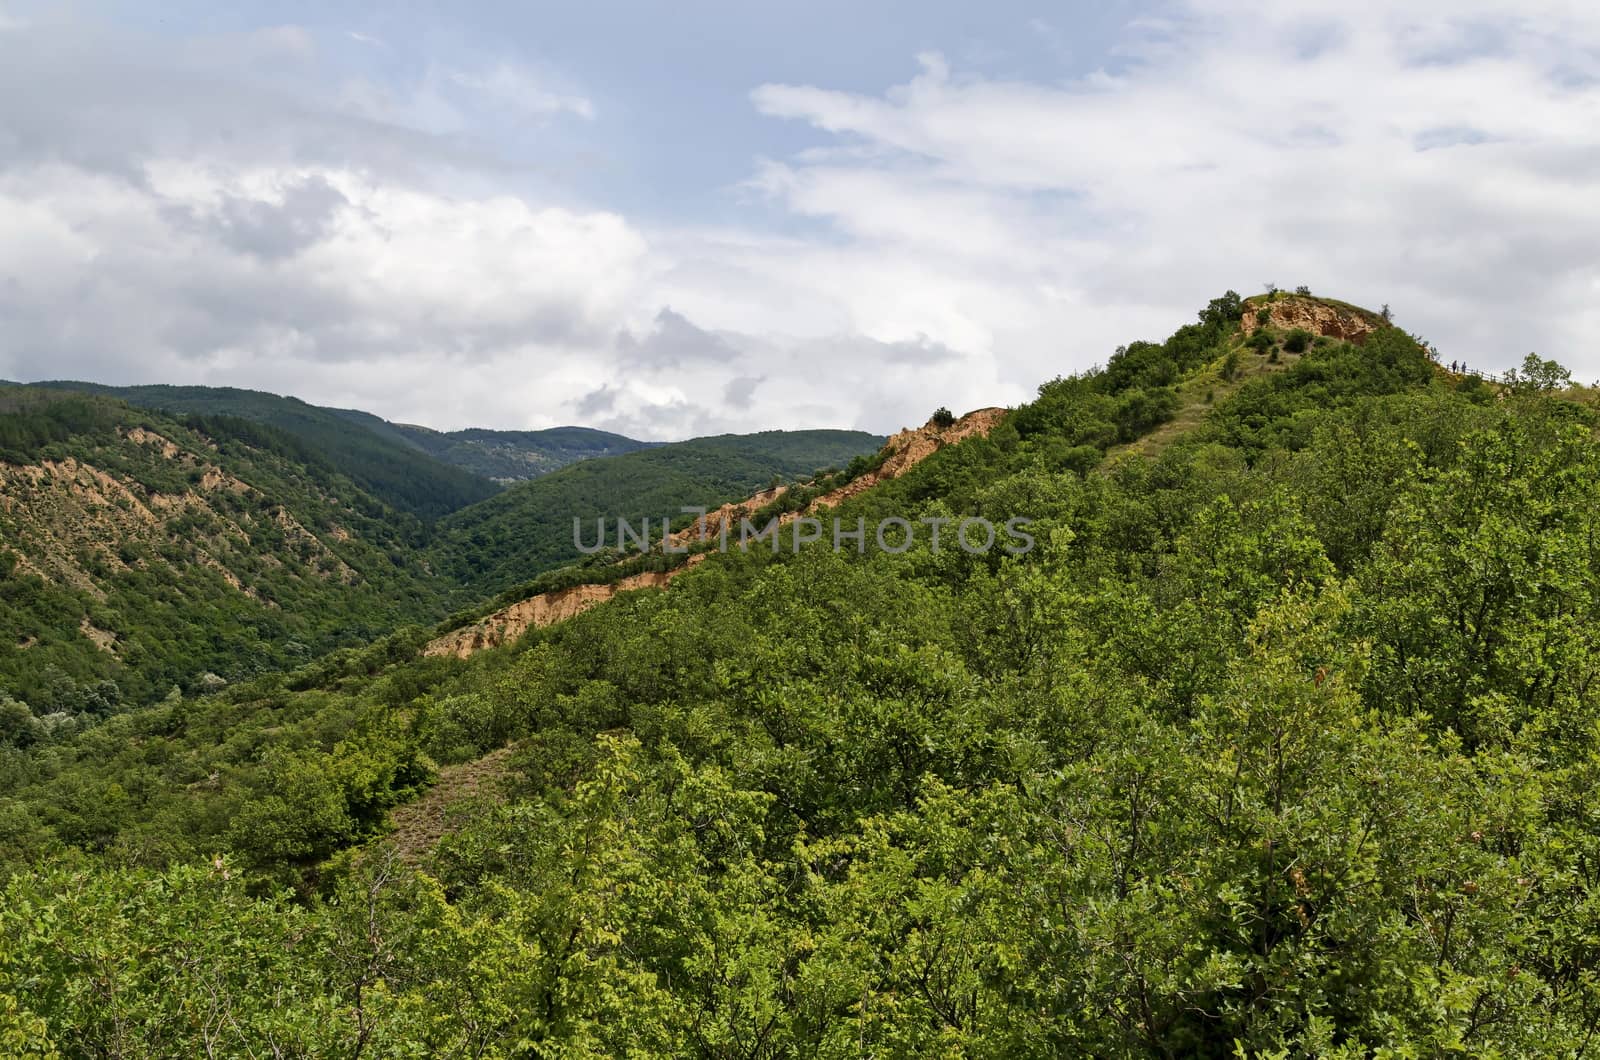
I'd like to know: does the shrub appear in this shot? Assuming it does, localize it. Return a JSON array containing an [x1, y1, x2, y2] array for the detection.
[[1047, 441, 1102, 475], [1256, 308, 1272, 326], [1283, 328, 1314, 354], [1220, 349, 1241, 381], [931, 407, 957, 429]]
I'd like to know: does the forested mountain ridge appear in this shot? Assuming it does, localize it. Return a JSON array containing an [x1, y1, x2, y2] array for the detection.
[[0, 390, 886, 716], [20, 382, 504, 520], [11, 292, 1600, 1055], [22, 381, 662, 501], [368, 420, 657, 482], [0, 386, 450, 711]]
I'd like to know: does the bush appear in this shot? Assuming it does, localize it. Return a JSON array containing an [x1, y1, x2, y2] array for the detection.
[[1047, 442, 1102, 475], [1199, 291, 1244, 327], [1256, 308, 1272, 326], [1283, 328, 1314, 354], [931, 407, 957, 429], [1247, 331, 1274, 352], [1220, 350, 1241, 381]]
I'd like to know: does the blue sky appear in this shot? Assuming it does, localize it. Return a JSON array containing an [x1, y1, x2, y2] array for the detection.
[[82, 1, 1138, 223], [2, 1, 1599, 437]]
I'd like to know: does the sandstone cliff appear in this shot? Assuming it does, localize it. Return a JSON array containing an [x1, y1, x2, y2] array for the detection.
[[1240, 294, 1384, 345]]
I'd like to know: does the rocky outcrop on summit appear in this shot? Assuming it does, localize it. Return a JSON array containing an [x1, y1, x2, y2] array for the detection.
[[795, 406, 1006, 509], [1240, 295, 1384, 346], [424, 407, 1008, 659]]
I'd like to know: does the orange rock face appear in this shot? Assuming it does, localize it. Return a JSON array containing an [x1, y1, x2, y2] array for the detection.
[[422, 562, 698, 659], [1240, 296, 1383, 346]]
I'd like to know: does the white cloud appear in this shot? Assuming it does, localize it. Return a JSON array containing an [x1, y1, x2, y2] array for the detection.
[[4, 1, 1600, 445], [746, 1, 1600, 385]]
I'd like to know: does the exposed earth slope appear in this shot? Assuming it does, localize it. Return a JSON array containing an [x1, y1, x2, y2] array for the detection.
[[424, 408, 1005, 658], [0, 387, 449, 707], [23, 382, 501, 519]]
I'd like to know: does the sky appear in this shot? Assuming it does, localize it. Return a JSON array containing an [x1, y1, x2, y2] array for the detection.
[[2, 1, 1599, 439]]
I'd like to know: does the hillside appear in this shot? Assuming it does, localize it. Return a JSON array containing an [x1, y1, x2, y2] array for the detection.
[[23, 382, 502, 520], [0, 387, 451, 709], [429, 428, 887, 595], [0, 394, 889, 714], [423, 408, 1005, 658], [12, 293, 1600, 1055]]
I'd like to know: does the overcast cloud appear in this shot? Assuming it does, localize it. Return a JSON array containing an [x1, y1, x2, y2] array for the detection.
[[1, 1, 1598, 438]]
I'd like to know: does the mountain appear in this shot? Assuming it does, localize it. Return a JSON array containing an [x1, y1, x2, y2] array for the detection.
[[0, 386, 451, 708], [429, 428, 888, 595], [362, 420, 656, 483], [20, 382, 502, 520], [0, 388, 886, 709], [13, 292, 1600, 1054]]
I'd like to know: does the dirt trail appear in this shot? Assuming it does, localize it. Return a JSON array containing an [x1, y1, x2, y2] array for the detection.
[[386, 747, 515, 862]]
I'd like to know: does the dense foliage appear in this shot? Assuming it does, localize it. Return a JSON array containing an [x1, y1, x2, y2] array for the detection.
[[9, 298, 1600, 1055]]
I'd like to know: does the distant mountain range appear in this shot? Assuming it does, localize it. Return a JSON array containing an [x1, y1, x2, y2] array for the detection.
[[354, 417, 657, 484], [8, 381, 662, 516]]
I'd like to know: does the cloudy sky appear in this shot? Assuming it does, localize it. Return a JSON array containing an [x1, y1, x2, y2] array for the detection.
[[2, 1, 1598, 438]]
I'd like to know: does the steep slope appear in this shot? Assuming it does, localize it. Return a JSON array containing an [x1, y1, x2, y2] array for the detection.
[[429, 428, 886, 595], [25, 382, 501, 520], [424, 408, 1007, 658], [0, 388, 450, 708], [1103, 290, 1386, 459]]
